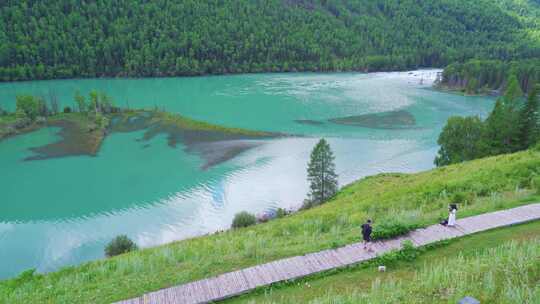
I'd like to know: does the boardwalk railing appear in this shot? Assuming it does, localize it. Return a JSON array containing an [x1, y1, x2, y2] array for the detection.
[[116, 203, 540, 304]]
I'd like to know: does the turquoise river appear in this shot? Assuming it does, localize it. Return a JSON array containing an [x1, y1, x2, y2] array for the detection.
[[0, 70, 495, 279]]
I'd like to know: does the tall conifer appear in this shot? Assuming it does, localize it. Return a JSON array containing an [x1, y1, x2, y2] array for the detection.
[[484, 74, 523, 154], [306, 138, 338, 207], [519, 84, 540, 148]]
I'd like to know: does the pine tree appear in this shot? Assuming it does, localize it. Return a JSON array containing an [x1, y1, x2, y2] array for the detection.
[[74, 91, 86, 113], [89, 90, 100, 113], [484, 74, 523, 154], [503, 73, 523, 102], [306, 138, 338, 207], [519, 84, 540, 149]]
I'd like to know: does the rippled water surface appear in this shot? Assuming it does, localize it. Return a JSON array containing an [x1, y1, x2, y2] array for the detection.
[[0, 71, 495, 278]]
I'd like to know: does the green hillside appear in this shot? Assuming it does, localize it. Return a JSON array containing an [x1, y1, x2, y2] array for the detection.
[[227, 222, 540, 303], [1, 147, 539, 303], [1, 0, 540, 81]]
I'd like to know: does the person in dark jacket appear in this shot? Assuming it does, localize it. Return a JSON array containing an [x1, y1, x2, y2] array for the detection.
[[361, 219, 373, 252]]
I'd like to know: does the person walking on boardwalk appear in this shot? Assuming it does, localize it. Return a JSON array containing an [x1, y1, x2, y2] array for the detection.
[[361, 219, 373, 252], [447, 204, 457, 227]]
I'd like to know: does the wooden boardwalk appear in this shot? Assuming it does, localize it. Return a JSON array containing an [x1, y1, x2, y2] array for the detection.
[[116, 203, 540, 304]]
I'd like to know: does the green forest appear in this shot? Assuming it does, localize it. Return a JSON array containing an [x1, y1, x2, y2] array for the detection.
[[436, 76, 540, 166], [1, 0, 540, 81], [438, 58, 540, 94]]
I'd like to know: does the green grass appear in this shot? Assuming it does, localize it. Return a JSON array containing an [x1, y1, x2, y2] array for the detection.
[[0, 114, 17, 125], [46, 112, 91, 124], [0, 114, 20, 138], [49, 109, 272, 136], [225, 220, 540, 303], [1, 149, 540, 303]]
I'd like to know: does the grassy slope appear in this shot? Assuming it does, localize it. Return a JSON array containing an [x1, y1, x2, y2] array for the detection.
[[227, 220, 540, 303], [1, 149, 540, 303]]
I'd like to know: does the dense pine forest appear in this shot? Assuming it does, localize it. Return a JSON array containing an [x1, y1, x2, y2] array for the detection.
[[1, 0, 540, 81]]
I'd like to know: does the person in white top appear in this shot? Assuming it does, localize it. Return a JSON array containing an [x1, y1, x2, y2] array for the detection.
[[447, 204, 457, 227]]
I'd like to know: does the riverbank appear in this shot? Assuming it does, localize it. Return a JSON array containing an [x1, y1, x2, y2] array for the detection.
[[1, 147, 539, 303], [0, 114, 45, 140], [0, 71, 494, 281], [433, 83, 501, 97], [435, 58, 540, 97]]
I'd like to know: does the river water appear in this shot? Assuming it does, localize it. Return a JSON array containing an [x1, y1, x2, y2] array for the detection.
[[0, 70, 494, 279]]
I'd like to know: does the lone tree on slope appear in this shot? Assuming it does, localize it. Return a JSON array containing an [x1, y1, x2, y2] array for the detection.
[[306, 138, 338, 207]]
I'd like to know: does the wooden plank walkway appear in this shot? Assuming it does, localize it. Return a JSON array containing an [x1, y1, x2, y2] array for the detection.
[[116, 203, 540, 304]]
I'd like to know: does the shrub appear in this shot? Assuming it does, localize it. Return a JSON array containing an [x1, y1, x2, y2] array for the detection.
[[300, 199, 313, 210], [13, 116, 31, 129], [372, 220, 420, 240], [533, 176, 540, 194], [16, 95, 41, 120], [63, 106, 72, 113], [375, 240, 420, 266], [275, 208, 289, 218], [451, 192, 468, 204], [105, 235, 138, 257], [232, 211, 257, 228]]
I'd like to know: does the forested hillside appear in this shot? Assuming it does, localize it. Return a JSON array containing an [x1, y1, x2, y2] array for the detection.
[[1, 0, 539, 81]]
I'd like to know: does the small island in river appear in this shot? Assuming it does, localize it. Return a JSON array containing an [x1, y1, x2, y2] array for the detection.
[[0, 93, 279, 169], [328, 110, 416, 129], [294, 119, 326, 126], [293, 110, 417, 129]]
